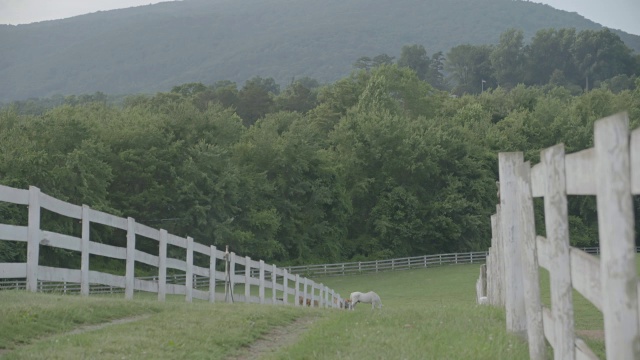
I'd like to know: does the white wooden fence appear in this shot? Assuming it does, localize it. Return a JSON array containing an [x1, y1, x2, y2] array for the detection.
[[477, 112, 640, 359], [0, 184, 345, 308], [285, 251, 488, 277]]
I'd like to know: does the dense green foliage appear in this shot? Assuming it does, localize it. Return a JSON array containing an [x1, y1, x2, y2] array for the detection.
[[2, 61, 640, 267], [2, 0, 640, 102]]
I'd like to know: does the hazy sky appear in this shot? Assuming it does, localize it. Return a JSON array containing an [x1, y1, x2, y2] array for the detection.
[[532, 0, 640, 36], [0, 0, 639, 36]]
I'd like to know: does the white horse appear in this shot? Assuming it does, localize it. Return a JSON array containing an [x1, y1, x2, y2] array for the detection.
[[349, 291, 383, 310]]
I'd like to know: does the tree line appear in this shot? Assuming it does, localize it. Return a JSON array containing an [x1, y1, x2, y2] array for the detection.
[[1, 31, 640, 269], [356, 28, 640, 95]]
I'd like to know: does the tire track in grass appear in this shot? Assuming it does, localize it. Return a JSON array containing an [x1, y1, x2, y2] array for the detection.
[[0, 315, 150, 356], [64, 315, 151, 336], [227, 316, 318, 360]]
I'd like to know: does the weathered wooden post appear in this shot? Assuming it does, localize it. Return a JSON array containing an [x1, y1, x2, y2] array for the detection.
[[542, 144, 575, 358], [159, 230, 168, 302], [325, 285, 329, 308], [229, 252, 236, 302], [185, 237, 194, 303], [245, 256, 251, 303], [272, 264, 277, 304], [294, 274, 300, 307], [517, 161, 545, 360], [595, 113, 640, 359], [259, 260, 265, 304], [125, 217, 136, 300], [498, 152, 526, 336], [303, 278, 309, 306], [224, 245, 233, 303], [81, 205, 90, 296], [26, 186, 41, 293], [282, 268, 288, 305], [208, 245, 216, 303]]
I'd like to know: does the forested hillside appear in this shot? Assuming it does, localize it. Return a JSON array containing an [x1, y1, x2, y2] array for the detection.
[[2, 64, 639, 268], [1, 0, 639, 102]]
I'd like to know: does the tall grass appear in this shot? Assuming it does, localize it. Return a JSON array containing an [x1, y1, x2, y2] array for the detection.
[[0, 264, 532, 359]]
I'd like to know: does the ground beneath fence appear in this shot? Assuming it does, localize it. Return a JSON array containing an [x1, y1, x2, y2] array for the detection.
[[227, 315, 318, 360], [576, 329, 605, 341]]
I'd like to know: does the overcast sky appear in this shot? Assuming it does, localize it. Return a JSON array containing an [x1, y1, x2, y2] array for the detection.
[[0, 0, 639, 36]]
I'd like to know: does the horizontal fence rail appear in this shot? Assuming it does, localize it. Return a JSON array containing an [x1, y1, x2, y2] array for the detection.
[[477, 112, 640, 360], [0, 184, 346, 309], [285, 252, 489, 277]]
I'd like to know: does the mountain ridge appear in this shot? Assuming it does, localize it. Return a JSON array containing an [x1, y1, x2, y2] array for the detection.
[[1, 0, 639, 102]]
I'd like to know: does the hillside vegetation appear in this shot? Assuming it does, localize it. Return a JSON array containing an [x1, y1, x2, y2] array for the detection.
[[1, 0, 639, 101], [2, 64, 640, 266]]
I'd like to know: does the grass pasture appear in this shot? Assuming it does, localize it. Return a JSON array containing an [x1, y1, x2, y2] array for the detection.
[[1, 264, 532, 359]]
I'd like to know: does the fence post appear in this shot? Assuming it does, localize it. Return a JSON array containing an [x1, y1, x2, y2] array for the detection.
[[258, 260, 265, 304], [295, 274, 300, 307], [81, 205, 90, 296], [493, 208, 506, 307], [272, 264, 277, 304], [595, 113, 640, 359], [208, 245, 216, 303], [330, 288, 335, 308], [303, 278, 309, 306], [358, 262, 361, 273], [245, 256, 251, 303], [227, 251, 236, 303], [423, 255, 427, 268], [517, 161, 546, 360], [159, 231, 168, 301], [342, 263, 345, 275], [391, 259, 394, 270], [325, 285, 329, 308], [125, 217, 136, 300], [185, 237, 194, 303], [376, 260, 379, 272], [541, 145, 575, 357], [282, 268, 288, 305], [26, 186, 41, 293], [470, 252, 473, 264], [498, 152, 527, 337]]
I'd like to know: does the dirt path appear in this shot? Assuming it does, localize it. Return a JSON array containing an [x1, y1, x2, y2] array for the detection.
[[227, 316, 318, 360]]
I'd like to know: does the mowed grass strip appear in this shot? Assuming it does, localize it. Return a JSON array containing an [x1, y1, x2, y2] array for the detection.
[[0, 291, 317, 359]]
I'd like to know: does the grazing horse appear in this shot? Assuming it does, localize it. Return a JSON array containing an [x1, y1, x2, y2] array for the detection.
[[349, 291, 383, 310]]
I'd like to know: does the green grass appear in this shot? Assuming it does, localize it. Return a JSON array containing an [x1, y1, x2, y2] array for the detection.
[[0, 291, 317, 359], [0, 265, 531, 359], [266, 265, 530, 360]]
